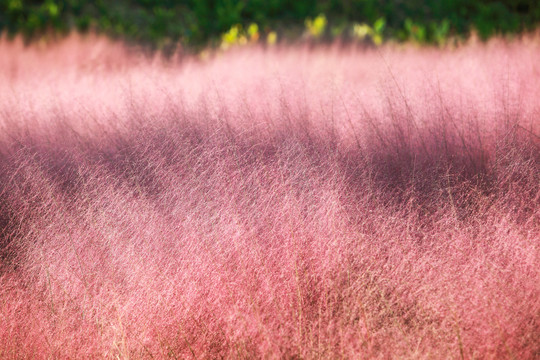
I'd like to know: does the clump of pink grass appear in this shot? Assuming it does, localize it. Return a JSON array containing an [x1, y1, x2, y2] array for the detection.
[[0, 34, 538, 358]]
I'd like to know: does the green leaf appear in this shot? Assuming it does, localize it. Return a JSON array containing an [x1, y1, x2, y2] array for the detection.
[[373, 17, 385, 34]]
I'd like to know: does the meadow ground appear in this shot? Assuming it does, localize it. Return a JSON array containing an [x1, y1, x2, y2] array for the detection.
[[0, 34, 538, 359]]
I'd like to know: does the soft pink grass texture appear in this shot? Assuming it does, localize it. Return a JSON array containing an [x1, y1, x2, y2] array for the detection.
[[0, 34, 539, 359]]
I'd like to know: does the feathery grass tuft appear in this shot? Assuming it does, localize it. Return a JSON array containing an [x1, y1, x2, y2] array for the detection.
[[0, 34, 538, 358]]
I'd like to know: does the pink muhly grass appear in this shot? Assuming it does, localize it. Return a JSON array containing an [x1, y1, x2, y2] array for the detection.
[[0, 33, 538, 358]]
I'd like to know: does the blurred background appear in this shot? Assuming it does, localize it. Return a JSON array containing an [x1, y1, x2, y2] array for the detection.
[[1, 0, 540, 51]]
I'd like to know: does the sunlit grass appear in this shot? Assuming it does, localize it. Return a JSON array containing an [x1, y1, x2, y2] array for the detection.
[[0, 34, 538, 358]]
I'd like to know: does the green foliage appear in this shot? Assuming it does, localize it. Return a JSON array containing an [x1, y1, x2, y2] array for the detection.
[[305, 14, 327, 38], [432, 20, 450, 46], [352, 17, 385, 45], [220, 23, 260, 49], [404, 19, 427, 43], [1, 0, 539, 48]]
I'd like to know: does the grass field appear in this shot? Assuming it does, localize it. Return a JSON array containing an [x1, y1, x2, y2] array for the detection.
[[0, 34, 538, 359]]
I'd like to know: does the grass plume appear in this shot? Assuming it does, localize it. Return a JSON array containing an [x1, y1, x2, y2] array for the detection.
[[0, 34, 538, 358]]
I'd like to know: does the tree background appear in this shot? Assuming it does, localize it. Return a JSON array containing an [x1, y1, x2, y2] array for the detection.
[[1, 0, 539, 48]]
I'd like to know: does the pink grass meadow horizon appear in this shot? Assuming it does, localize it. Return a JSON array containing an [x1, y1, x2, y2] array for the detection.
[[0, 34, 539, 358]]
